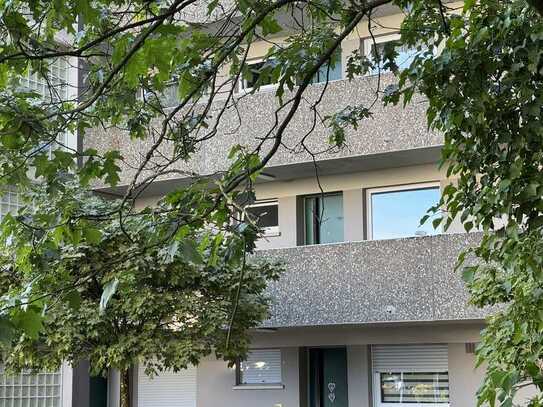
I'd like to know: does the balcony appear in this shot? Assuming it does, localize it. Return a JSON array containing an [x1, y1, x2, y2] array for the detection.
[[88, 74, 443, 192], [259, 232, 489, 328]]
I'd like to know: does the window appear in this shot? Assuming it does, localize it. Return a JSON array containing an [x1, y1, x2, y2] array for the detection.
[[19, 58, 69, 102], [309, 49, 342, 84], [379, 372, 449, 405], [363, 33, 419, 75], [18, 58, 71, 151], [238, 349, 282, 385], [138, 364, 197, 407], [372, 345, 449, 407], [239, 60, 277, 92], [244, 200, 279, 236], [0, 368, 62, 407], [0, 189, 21, 221], [140, 81, 179, 108], [304, 193, 344, 245], [367, 183, 440, 240]]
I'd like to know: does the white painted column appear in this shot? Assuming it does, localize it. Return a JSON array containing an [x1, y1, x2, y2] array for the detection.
[[61, 363, 73, 407], [343, 189, 364, 242], [347, 345, 371, 407]]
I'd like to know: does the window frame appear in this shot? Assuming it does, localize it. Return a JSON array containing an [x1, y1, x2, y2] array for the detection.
[[302, 192, 344, 245], [243, 199, 280, 237], [234, 348, 284, 389], [363, 32, 425, 76], [238, 58, 279, 93], [366, 182, 441, 240], [373, 371, 450, 407], [363, 33, 402, 56], [362, 33, 402, 76]]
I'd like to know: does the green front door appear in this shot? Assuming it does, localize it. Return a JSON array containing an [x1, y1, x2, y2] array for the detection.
[[89, 376, 108, 407], [309, 348, 348, 407]]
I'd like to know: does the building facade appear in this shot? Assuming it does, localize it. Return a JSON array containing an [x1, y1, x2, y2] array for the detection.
[[0, 4, 528, 407], [90, 5, 505, 407]]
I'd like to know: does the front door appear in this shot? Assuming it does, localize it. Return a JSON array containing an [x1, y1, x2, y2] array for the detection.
[[309, 348, 348, 407]]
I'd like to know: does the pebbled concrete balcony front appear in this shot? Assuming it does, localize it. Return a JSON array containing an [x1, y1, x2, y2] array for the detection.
[[87, 74, 442, 191], [259, 233, 489, 328]]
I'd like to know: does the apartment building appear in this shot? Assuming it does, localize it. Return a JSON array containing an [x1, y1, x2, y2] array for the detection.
[[0, 4, 519, 407], [83, 5, 503, 407]]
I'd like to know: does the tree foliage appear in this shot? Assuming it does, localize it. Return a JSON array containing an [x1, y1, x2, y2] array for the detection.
[[393, 1, 543, 405], [0, 179, 280, 376], [1, 0, 543, 405]]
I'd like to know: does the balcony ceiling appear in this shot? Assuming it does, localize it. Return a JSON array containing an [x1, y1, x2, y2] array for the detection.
[[96, 145, 442, 197]]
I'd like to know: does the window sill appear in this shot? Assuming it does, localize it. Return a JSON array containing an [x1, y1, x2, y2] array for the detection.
[[232, 384, 285, 390]]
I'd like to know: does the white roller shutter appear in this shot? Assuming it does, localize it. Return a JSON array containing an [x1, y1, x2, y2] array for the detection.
[[137, 365, 197, 407], [372, 344, 449, 372], [240, 349, 282, 384]]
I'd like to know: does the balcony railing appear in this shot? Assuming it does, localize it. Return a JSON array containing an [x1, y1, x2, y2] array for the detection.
[[259, 232, 489, 327], [87, 74, 442, 188]]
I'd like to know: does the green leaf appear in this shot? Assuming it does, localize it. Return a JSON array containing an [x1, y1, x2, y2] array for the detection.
[[0, 317, 14, 345], [65, 290, 82, 311], [462, 266, 477, 283], [162, 240, 179, 263], [99, 279, 119, 314], [13, 309, 43, 340], [84, 228, 102, 244], [463, 0, 476, 11], [420, 214, 430, 226], [180, 239, 204, 265], [260, 16, 282, 36], [525, 182, 539, 198]]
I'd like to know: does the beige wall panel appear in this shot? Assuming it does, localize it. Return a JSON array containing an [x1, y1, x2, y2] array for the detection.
[[196, 347, 299, 407], [448, 343, 483, 407], [347, 345, 371, 407]]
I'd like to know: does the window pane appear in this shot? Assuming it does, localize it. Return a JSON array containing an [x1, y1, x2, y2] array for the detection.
[[311, 50, 342, 84], [305, 197, 317, 245], [370, 186, 440, 240], [240, 349, 282, 385], [0, 188, 21, 220], [320, 194, 343, 243], [381, 372, 449, 404], [244, 61, 276, 89], [368, 40, 420, 74], [304, 194, 344, 244], [143, 82, 179, 108], [18, 58, 69, 152], [246, 203, 278, 229]]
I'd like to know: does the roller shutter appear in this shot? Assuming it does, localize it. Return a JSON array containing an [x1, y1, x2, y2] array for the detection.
[[372, 344, 448, 372], [137, 365, 197, 407], [240, 349, 282, 384]]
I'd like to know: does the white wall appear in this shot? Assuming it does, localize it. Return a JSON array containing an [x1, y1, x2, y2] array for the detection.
[[347, 345, 370, 407], [61, 363, 74, 407], [252, 163, 457, 250], [188, 324, 487, 407], [196, 348, 299, 407], [448, 343, 484, 407], [132, 163, 471, 251]]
